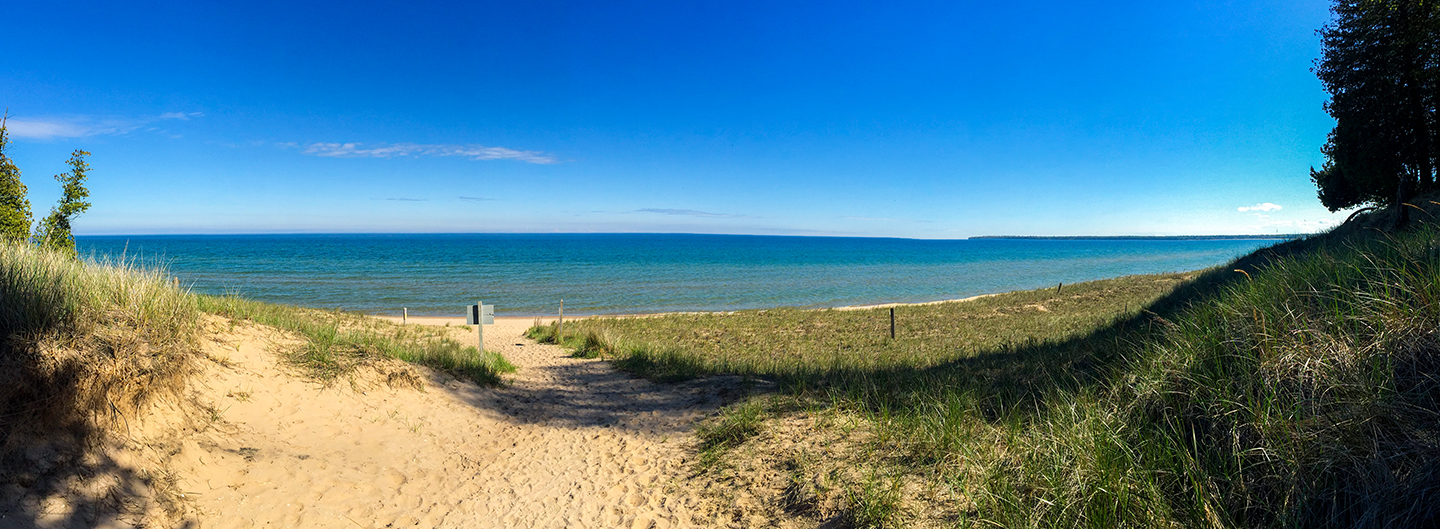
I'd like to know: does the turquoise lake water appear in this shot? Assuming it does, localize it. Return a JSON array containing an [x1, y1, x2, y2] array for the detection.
[[75, 234, 1283, 317]]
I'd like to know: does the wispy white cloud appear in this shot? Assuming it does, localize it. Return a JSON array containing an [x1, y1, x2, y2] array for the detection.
[[1238, 202, 1283, 212], [158, 112, 204, 121], [841, 216, 933, 223], [302, 142, 558, 164], [4, 119, 96, 139], [459, 196, 497, 201], [636, 208, 752, 218], [3, 112, 202, 140]]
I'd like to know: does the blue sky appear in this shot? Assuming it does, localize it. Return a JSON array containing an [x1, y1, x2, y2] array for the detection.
[[2, 0, 1342, 238]]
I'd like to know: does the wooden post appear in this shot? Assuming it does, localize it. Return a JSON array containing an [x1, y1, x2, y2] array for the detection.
[[558, 299, 564, 340], [402, 307, 407, 325], [1057, 282, 1063, 294], [889, 307, 895, 339], [477, 300, 484, 353]]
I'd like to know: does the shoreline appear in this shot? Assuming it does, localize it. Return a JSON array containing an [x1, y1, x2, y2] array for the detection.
[[369, 293, 1001, 326]]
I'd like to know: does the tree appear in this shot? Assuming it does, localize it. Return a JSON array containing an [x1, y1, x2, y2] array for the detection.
[[0, 112, 32, 242], [34, 150, 92, 257], [1312, 0, 1439, 226]]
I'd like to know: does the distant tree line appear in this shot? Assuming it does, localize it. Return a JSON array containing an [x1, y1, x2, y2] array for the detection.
[[1312, 0, 1439, 226], [968, 235, 1305, 241], [0, 113, 92, 257]]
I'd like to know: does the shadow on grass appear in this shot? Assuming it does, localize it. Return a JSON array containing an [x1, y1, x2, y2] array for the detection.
[[825, 213, 1440, 426], [607, 240, 1306, 422]]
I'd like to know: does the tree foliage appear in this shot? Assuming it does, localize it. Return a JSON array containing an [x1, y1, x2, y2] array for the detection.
[[0, 114, 94, 256], [1312, 0, 1439, 224], [35, 150, 92, 258], [0, 113, 33, 242]]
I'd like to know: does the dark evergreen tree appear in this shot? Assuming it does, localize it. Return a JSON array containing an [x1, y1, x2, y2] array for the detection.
[[1312, 0, 1439, 226], [0, 113, 32, 242]]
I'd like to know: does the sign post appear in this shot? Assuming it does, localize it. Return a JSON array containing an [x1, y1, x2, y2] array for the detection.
[[466, 301, 495, 352]]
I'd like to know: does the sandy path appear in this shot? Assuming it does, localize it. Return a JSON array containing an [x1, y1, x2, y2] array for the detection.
[[172, 317, 736, 528]]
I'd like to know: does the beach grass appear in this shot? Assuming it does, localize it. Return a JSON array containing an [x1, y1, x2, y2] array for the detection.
[[0, 241, 200, 438], [530, 271, 1186, 382], [534, 204, 1440, 528], [198, 295, 515, 386]]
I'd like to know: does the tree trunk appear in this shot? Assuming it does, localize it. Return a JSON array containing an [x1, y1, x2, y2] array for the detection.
[[1396, 169, 1413, 229]]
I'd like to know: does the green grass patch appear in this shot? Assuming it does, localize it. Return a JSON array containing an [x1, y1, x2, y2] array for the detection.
[[843, 471, 905, 529], [199, 295, 514, 386], [533, 272, 1182, 382], [695, 398, 767, 467], [528, 324, 615, 359]]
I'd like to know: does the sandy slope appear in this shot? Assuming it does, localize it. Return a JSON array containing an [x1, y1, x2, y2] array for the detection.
[[171, 317, 738, 528]]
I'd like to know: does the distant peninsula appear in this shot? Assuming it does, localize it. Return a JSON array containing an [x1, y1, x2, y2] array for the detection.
[[969, 234, 1305, 241]]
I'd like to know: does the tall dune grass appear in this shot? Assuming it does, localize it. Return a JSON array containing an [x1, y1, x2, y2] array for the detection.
[[1116, 222, 1440, 528], [0, 242, 199, 445]]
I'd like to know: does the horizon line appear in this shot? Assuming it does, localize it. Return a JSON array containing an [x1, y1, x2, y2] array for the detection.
[[74, 231, 1316, 241]]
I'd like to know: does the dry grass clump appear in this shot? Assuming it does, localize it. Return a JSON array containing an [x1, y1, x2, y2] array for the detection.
[[692, 401, 967, 529], [0, 241, 199, 447]]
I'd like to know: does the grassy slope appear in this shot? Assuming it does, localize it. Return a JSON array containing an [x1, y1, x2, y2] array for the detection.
[[532, 272, 1187, 382], [537, 207, 1440, 528], [199, 295, 515, 386]]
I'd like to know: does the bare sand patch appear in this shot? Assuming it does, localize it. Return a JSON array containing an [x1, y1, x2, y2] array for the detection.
[[158, 317, 740, 528], [832, 293, 997, 311]]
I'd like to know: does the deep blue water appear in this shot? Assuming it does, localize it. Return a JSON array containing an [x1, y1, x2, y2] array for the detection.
[[75, 234, 1282, 317]]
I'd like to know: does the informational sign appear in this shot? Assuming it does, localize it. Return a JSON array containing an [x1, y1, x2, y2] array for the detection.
[[466, 304, 494, 325], [466, 301, 495, 352]]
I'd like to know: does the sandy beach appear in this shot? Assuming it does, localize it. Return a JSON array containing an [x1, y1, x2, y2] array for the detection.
[[156, 316, 739, 528], [371, 292, 1000, 325], [831, 293, 997, 311]]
